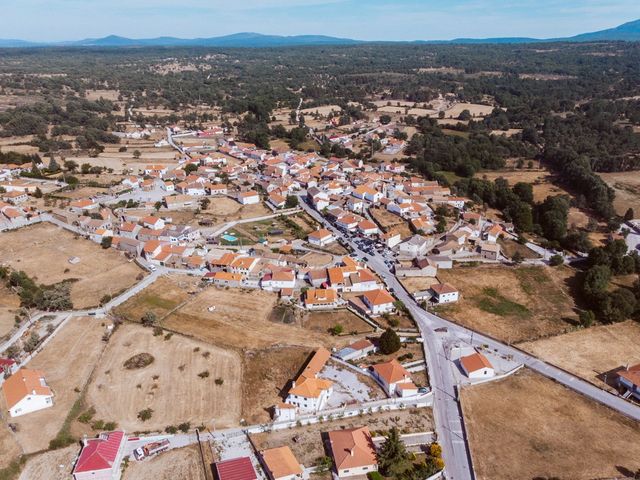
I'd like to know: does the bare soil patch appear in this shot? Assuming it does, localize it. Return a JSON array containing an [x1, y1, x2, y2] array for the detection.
[[86, 323, 242, 431], [123, 445, 206, 480], [10, 317, 107, 453], [497, 238, 541, 260], [399, 276, 439, 294], [462, 369, 640, 480], [203, 197, 269, 222], [0, 285, 20, 340], [302, 309, 374, 336], [17, 445, 78, 480], [0, 223, 144, 309], [520, 321, 640, 391], [0, 420, 21, 469], [300, 252, 333, 267], [436, 265, 578, 343]]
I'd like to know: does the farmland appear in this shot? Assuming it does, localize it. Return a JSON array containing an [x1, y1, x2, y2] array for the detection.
[[0, 223, 144, 309], [9, 316, 108, 453], [203, 196, 270, 222], [437, 265, 579, 343], [462, 369, 640, 480], [598, 171, 640, 216], [520, 320, 640, 391], [85, 323, 242, 431]]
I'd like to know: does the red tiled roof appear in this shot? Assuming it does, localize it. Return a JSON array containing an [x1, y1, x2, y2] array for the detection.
[[73, 431, 125, 473], [214, 457, 257, 480]]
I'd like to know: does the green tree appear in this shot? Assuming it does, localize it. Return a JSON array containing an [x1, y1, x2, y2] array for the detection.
[[512, 251, 524, 264], [599, 288, 636, 323], [132, 150, 141, 159], [377, 427, 412, 477], [624, 208, 635, 221], [184, 163, 198, 175], [101, 237, 112, 249], [579, 310, 595, 328], [285, 195, 299, 209], [315, 456, 333, 473], [64, 160, 78, 172], [379, 328, 401, 354], [154, 201, 162, 211], [23, 331, 40, 353], [549, 254, 564, 266], [582, 265, 611, 298], [33, 187, 43, 198], [137, 408, 153, 421]]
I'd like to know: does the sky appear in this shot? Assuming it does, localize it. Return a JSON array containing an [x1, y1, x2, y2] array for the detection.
[[2, 0, 640, 42]]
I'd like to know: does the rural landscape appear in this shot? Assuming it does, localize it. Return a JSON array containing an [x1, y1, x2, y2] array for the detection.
[[1, 3, 640, 480]]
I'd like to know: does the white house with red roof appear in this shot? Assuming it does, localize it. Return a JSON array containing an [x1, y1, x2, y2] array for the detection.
[[72, 430, 126, 480]]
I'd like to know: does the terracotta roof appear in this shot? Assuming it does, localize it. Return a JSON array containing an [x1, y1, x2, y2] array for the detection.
[[308, 228, 333, 240], [73, 431, 125, 474], [213, 457, 257, 480], [260, 446, 303, 478], [371, 359, 411, 385], [328, 427, 377, 471], [2, 368, 52, 409], [363, 289, 395, 306], [305, 289, 337, 305], [430, 283, 458, 295], [460, 352, 493, 373]]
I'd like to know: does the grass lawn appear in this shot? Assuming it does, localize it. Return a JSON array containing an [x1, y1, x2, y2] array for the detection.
[[475, 287, 530, 319]]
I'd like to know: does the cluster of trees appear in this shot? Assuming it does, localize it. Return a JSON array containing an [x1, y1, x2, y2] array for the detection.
[[581, 240, 640, 324], [1, 268, 73, 311], [376, 427, 444, 479]]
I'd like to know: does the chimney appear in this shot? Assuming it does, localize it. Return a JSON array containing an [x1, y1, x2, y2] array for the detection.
[[350, 448, 355, 457]]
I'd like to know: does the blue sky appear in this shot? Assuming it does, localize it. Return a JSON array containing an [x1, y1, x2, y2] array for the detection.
[[2, 0, 640, 41]]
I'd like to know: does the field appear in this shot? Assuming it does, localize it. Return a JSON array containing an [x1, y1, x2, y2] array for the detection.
[[475, 168, 566, 202], [70, 143, 178, 174], [203, 196, 270, 222], [251, 407, 433, 468], [302, 309, 375, 335], [462, 369, 640, 480], [0, 421, 21, 469], [0, 223, 144, 309], [520, 320, 640, 390], [399, 276, 439, 294], [370, 207, 411, 238], [436, 265, 579, 343], [86, 323, 241, 431], [441, 102, 494, 119], [299, 251, 334, 267], [598, 171, 640, 216], [123, 445, 206, 480], [497, 238, 541, 260], [17, 445, 78, 480], [0, 285, 20, 340], [236, 213, 317, 243], [9, 316, 107, 453]]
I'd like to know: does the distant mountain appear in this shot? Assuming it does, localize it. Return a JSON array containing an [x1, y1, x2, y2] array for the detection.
[[64, 33, 362, 48], [1, 19, 639, 48]]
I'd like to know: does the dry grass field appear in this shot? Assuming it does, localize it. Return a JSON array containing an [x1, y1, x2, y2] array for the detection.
[[598, 171, 640, 216], [70, 143, 178, 174], [0, 285, 20, 340], [10, 317, 108, 453], [17, 445, 78, 480], [441, 102, 494, 119], [123, 445, 206, 480], [300, 252, 334, 267], [399, 276, 440, 294], [251, 407, 433, 467], [86, 323, 242, 431], [302, 310, 374, 335], [203, 197, 270, 222], [462, 369, 640, 480], [520, 321, 640, 390], [437, 265, 579, 343], [0, 223, 145, 308], [0, 421, 21, 469], [476, 168, 569, 202]]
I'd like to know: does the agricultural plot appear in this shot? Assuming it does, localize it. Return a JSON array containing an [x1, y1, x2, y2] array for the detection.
[[0, 223, 144, 309], [123, 445, 206, 480], [462, 369, 640, 480], [86, 323, 242, 431], [436, 265, 579, 343]]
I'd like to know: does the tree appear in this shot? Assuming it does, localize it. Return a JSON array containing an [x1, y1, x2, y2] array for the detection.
[[582, 265, 611, 298], [5, 344, 20, 360], [314, 456, 333, 473], [184, 163, 198, 175], [512, 251, 524, 264], [23, 331, 40, 353], [599, 288, 636, 323], [379, 328, 401, 354], [137, 408, 153, 421], [154, 201, 162, 212], [579, 310, 595, 328], [200, 198, 210, 210], [141, 311, 157, 327], [624, 208, 635, 221], [64, 160, 78, 172], [132, 150, 141, 159], [285, 195, 299, 209], [549, 254, 564, 266], [377, 427, 412, 477], [513, 182, 534, 204], [380, 114, 392, 125], [33, 187, 43, 198], [101, 236, 112, 249], [329, 324, 343, 336], [48, 156, 60, 172]]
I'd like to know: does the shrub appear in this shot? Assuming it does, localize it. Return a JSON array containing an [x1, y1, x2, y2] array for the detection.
[[198, 370, 210, 379], [215, 377, 224, 385], [137, 408, 154, 422], [152, 326, 163, 336], [178, 422, 191, 433], [549, 254, 564, 266], [123, 353, 155, 370], [367, 473, 384, 480], [165, 425, 178, 434], [329, 324, 343, 336]]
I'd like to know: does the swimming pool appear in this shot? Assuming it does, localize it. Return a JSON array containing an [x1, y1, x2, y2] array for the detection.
[[221, 234, 238, 242]]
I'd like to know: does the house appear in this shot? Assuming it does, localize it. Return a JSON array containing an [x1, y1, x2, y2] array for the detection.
[[69, 199, 98, 213], [260, 446, 303, 480], [237, 190, 260, 205], [203, 271, 243, 287], [308, 228, 335, 247], [334, 339, 377, 362], [261, 270, 296, 291], [285, 348, 333, 412], [381, 230, 402, 249], [229, 256, 259, 275], [370, 359, 417, 397], [357, 220, 379, 236], [618, 363, 640, 400], [3, 368, 54, 417], [273, 402, 297, 422], [72, 430, 127, 480], [304, 288, 339, 310], [430, 283, 459, 304], [142, 216, 165, 230], [327, 426, 378, 478], [361, 289, 395, 316], [398, 235, 429, 258], [1, 190, 28, 204], [480, 243, 501, 261], [213, 457, 258, 480], [484, 224, 503, 243], [335, 215, 360, 232], [459, 352, 495, 379]]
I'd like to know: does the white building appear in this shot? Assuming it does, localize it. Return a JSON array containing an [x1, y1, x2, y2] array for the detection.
[[370, 359, 417, 397], [460, 352, 495, 379], [308, 228, 335, 247], [429, 283, 459, 304], [237, 190, 260, 205], [3, 369, 54, 417], [285, 348, 333, 412], [362, 289, 396, 316]]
